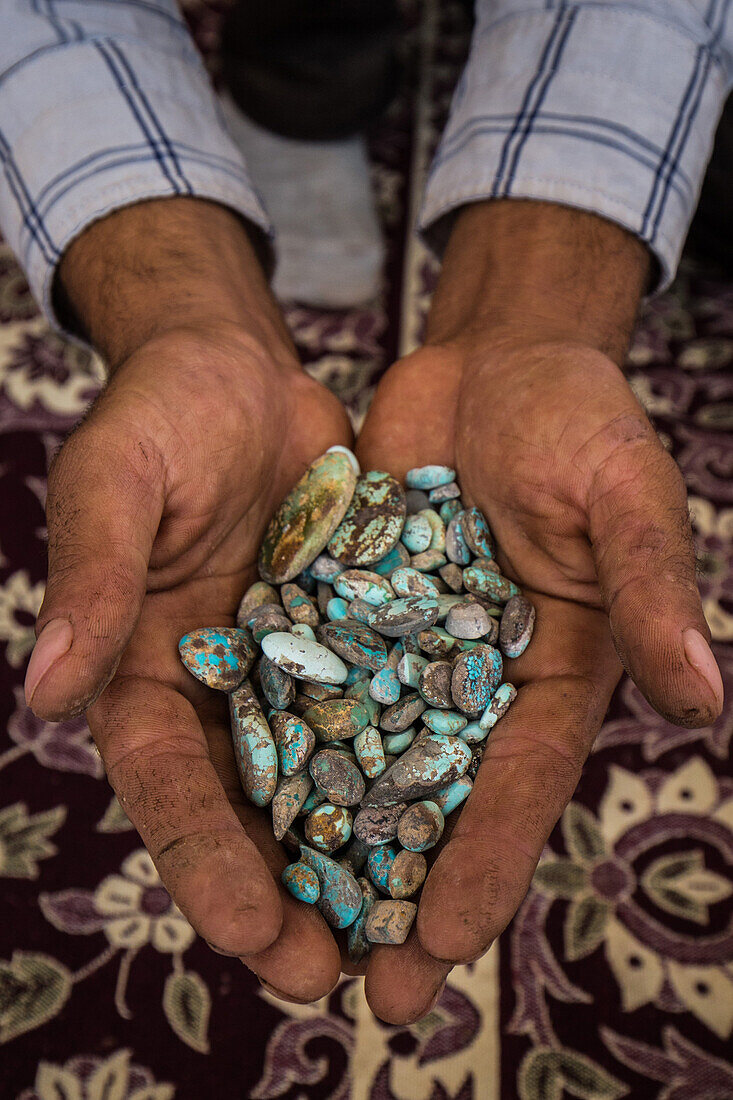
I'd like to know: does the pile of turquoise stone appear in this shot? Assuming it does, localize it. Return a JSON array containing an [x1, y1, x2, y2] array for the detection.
[[178, 447, 535, 960]]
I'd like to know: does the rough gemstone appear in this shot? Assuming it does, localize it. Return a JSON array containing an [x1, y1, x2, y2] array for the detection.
[[229, 681, 278, 806], [366, 899, 417, 944], [499, 595, 536, 658], [451, 645, 503, 716], [309, 748, 366, 806], [397, 800, 445, 851], [328, 470, 406, 566], [259, 450, 357, 583], [179, 627, 256, 692], [261, 631, 348, 684]]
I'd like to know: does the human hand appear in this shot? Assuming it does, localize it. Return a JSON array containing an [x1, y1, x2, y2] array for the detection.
[[356, 201, 723, 1022], [25, 199, 352, 1000]]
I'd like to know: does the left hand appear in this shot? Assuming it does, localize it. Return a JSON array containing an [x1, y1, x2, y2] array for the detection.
[[353, 201, 723, 1023]]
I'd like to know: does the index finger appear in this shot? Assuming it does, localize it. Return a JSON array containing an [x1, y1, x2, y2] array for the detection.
[[415, 593, 622, 965]]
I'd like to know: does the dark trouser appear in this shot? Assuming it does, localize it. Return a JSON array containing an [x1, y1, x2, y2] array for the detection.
[[221, 0, 401, 141]]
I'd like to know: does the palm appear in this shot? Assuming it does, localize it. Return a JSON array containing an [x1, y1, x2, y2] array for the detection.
[[355, 344, 635, 1021], [77, 331, 352, 995]]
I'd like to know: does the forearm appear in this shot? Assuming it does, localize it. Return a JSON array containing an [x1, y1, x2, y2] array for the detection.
[[426, 200, 650, 363], [57, 198, 294, 369]]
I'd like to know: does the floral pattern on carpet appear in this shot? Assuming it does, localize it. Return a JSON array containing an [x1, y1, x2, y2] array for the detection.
[[0, 1, 730, 1097]]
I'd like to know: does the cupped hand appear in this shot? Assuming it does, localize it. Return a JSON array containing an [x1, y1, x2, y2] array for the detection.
[[26, 321, 352, 998], [356, 336, 723, 1022]]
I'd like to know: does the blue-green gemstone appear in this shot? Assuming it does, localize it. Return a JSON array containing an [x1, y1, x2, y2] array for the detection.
[[367, 844, 399, 892], [282, 861, 320, 904]]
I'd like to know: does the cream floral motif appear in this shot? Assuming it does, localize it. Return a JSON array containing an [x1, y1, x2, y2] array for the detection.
[[0, 571, 44, 666], [0, 320, 104, 416], [94, 850, 195, 954], [17, 1047, 174, 1100], [534, 759, 733, 1040]]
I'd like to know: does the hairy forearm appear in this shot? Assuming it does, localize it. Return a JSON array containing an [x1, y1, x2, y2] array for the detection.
[[427, 200, 650, 363], [56, 197, 294, 369]]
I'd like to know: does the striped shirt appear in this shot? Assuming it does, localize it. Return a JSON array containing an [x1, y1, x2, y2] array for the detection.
[[1, 0, 732, 329]]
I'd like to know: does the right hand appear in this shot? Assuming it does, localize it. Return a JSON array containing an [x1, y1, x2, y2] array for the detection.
[[25, 200, 353, 1001]]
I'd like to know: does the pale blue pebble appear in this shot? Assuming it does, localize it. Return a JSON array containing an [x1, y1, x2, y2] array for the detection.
[[367, 844, 399, 892], [433, 775, 473, 815], [479, 682, 518, 730], [459, 721, 489, 745], [291, 623, 317, 641], [382, 727, 416, 754], [405, 465, 456, 490], [327, 597, 350, 621], [422, 709, 468, 735], [401, 514, 432, 553], [353, 725, 386, 779], [369, 667, 401, 705]]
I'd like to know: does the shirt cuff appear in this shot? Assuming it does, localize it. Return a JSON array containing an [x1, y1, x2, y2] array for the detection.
[[0, 38, 272, 333], [420, 4, 730, 292]]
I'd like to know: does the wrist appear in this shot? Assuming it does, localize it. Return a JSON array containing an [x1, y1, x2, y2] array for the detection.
[[426, 200, 650, 364], [56, 197, 294, 370]]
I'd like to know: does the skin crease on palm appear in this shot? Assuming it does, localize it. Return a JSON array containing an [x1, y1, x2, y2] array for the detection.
[[24, 198, 723, 1026]]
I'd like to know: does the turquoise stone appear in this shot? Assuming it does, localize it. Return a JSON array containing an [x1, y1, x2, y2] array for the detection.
[[353, 725, 386, 779], [291, 623, 316, 641], [362, 596, 441, 638], [369, 667, 401, 705], [179, 627, 256, 692], [459, 721, 489, 745], [299, 844, 363, 929], [363, 733, 471, 806], [269, 711, 316, 777], [405, 465, 456, 490], [261, 632, 348, 684], [462, 507, 495, 558], [401, 514, 432, 553], [347, 877, 379, 962], [451, 645, 503, 717], [282, 861, 320, 904], [382, 727, 416, 754], [259, 451, 357, 584], [420, 509, 446, 552], [327, 597, 350, 621], [367, 843, 399, 892], [445, 513, 472, 565], [397, 800, 444, 852], [422, 709, 468, 735], [318, 620, 388, 672], [328, 471, 406, 567], [334, 569, 395, 607], [271, 771, 312, 840], [479, 682, 517, 730], [433, 775, 473, 815], [397, 652, 429, 688], [439, 498, 462, 525], [390, 566, 441, 599], [229, 681, 278, 806], [463, 563, 519, 604], [305, 804, 353, 853], [371, 542, 410, 577]]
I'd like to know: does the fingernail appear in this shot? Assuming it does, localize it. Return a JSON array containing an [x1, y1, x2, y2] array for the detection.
[[427, 980, 446, 1013], [256, 977, 310, 1005], [25, 619, 73, 705], [683, 629, 724, 712]]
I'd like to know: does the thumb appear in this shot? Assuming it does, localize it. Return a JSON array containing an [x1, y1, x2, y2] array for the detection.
[[26, 405, 164, 720], [587, 413, 723, 728]]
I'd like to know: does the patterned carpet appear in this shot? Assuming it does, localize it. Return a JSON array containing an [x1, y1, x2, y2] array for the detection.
[[1, 2, 731, 1097]]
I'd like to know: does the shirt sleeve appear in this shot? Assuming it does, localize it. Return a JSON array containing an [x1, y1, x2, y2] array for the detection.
[[0, 0, 271, 328], [421, 0, 733, 291]]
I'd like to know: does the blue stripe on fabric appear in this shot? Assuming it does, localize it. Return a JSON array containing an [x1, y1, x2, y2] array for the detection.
[[490, 8, 569, 197], [648, 0, 731, 239], [105, 40, 192, 194], [94, 39, 182, 194], [53, 0, 188, 32], [38, 147, 256, 221], [35, 141, 248, 211], [0, 130, 57, 263], [504, 7, 578, 194], [432, 111, 695, 189], [428, 122, 690, 205]]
